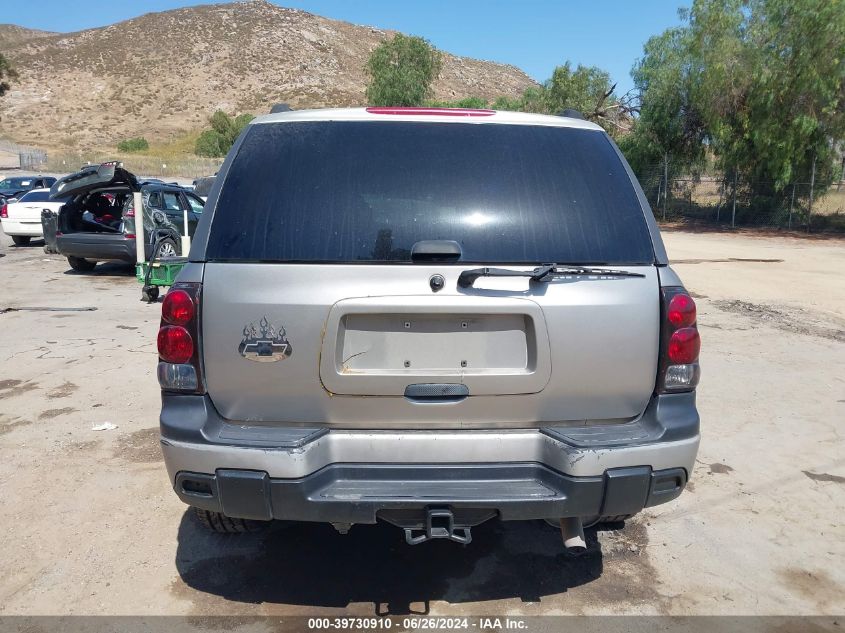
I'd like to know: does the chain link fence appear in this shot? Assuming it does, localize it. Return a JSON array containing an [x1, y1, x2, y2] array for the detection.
[[636, 163, 845, 233], [0, 141, 48, 171]]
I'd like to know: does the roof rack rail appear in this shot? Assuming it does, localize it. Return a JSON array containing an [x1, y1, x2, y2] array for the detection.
[[557, 109, 585, 120]]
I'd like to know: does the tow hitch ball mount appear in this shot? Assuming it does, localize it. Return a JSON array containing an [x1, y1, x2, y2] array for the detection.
[[404, 508, 472, 545]]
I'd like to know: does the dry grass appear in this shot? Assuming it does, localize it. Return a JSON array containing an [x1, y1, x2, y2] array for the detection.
[[673, 177, 845, 216], [40, 130, 221, 179], [812, 187, 845, 216], [46, 151, 221, 180]]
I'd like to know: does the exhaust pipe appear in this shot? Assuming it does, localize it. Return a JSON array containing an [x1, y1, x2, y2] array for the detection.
[[559, 517, 587, 554]]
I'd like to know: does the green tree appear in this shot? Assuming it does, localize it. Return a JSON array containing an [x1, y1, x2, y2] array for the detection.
[[194, 110, 255, 157], [546, 63, 608, 114], [621, 25, 707, 175], [518, 85, 550, 114], [366, 34, 443, 106], [488, 63, 632, 133], [627, 0, 845, 195], [194, 130, 227, 157]]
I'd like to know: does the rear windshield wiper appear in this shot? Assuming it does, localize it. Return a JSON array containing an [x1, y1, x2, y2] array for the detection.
[[457, 264, 645, 288]]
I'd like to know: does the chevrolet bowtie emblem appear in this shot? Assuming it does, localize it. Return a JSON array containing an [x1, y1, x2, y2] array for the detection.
[[238, 316, 293, 362]]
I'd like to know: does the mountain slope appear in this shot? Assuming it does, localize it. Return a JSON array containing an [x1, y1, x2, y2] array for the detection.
[[0, 24, 56, 49], [0, 1, 536, 149]]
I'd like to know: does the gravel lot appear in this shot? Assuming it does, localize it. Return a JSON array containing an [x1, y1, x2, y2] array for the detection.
[[0, 225, 842, 617]]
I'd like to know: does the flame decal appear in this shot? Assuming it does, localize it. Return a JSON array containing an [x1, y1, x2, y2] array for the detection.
[[238, 316, 293, 362]]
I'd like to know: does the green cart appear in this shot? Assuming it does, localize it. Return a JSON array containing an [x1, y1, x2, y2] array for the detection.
[[136, 232, 189, 302]]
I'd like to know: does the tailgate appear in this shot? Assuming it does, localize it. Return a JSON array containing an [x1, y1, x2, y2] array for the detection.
[[201, 264, 660, 428]]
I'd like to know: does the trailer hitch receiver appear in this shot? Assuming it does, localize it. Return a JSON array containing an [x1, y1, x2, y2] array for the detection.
[[404, 508, 472, 545]]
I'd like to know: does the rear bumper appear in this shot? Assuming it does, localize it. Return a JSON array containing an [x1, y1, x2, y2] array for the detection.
[[160, 393, 699, 523], [56, 233, 139, 263], [1, 219, 43, 237], [175, 464, 688, 524]]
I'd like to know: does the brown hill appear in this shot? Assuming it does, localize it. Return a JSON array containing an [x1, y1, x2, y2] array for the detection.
[[0, 0, 537, 150], [0, 24, 56, 49]]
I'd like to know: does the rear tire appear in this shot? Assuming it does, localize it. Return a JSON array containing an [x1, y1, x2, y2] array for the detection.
[[67, 256, 96, 272], [11, 235, 31, 246], [193, 507, 268, 534]]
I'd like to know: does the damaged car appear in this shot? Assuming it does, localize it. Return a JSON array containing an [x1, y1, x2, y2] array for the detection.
[[50, 163, 204, 272]]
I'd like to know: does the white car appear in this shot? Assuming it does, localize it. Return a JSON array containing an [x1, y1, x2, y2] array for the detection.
[[0, 188, 67, 246]]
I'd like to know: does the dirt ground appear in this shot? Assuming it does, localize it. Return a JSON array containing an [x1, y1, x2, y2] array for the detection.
[[0, 226, 842, 617]]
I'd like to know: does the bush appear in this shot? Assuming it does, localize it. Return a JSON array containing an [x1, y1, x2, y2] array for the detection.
[[426, 97, 489, 109], [194, 111, 254, 157], [117, 137, 149, 153], [194, 130, 228, 158]]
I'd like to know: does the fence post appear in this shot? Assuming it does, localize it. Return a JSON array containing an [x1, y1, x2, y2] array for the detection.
[[788, 184, 795, 230], [808, 154, 816, 232], [663, 153, 669, 221], [715, 180, 723, 222], [731, 170, 738, 228]]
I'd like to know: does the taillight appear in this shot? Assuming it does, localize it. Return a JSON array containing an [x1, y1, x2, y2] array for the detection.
[[157, 282, 204, 393], [667, 294, 696, 327], [162, 289, 194, 325], [657, 287, 701, 393], [0, 203, 7, 218], [668, 327, 701, 363], [158, 326, 193, 363]]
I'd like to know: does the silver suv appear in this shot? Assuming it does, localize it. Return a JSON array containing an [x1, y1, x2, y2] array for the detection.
[[157, 107, 700, 549]]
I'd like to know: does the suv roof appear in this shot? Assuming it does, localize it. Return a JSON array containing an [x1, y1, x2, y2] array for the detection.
[[251, 107, 605, 131]]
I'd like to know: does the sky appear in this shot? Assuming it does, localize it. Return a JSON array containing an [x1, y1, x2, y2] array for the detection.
[[2, 0, 687, 95]]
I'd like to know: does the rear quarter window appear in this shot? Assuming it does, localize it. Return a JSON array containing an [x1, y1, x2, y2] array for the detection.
[[205, 121, 655, 265]]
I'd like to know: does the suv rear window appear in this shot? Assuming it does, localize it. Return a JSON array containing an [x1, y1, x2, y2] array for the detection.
[[206, 121, 654, 264]]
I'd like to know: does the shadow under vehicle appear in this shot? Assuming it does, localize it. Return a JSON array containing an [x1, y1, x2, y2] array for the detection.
[[175, 510, 617, 615]]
